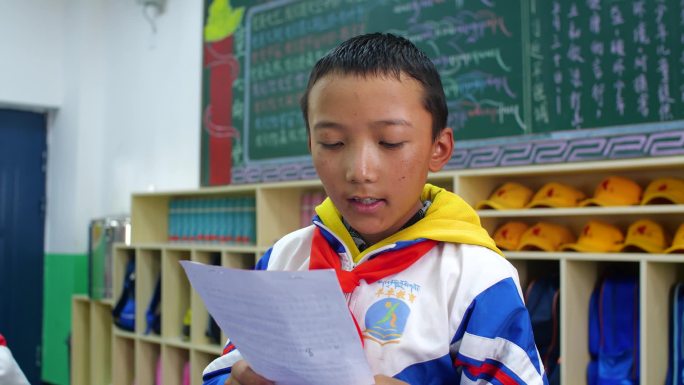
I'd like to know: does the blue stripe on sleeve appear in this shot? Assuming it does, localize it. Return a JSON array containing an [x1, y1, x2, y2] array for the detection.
[[460, 366, 507, 385], [451, 277, 543, 375], [456, 353, 526, 384], [202, 371, 229, 385], [255, 248, 272, 270], [394, 353, 458, 384]]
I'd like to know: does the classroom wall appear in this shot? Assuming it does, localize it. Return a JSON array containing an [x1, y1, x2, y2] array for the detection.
[[1, 2, 204, 382], [0, 0, 64, 109], [0, 0, 204, 254]]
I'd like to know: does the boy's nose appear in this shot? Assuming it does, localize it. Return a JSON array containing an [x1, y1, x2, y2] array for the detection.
[[345, 145, 379, 184]]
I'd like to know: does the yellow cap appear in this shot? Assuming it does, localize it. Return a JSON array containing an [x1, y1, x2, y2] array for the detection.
[[493, 221, 530, 251], [476, 182, 533, 210], [517, 222, 576, 252], [526, 182, 587, 208], [621, 219, 669, 254], [641, 178, 684, 205], [560, 220, 624, 252], [580, 176, 642, 207], [664, 224, 684, 254]]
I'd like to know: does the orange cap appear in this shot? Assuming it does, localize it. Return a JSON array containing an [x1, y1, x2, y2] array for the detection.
[[517, 222, 576, 252], [580, 176, 642, 207], [493, 221, 530, 251], [664, 224, 684, 254], [641, 178, 684, 205], [621, 219, 669, 254], [560, 220, 624, 252], [526, 182, 587, 208], [476, 182, 533, 210]]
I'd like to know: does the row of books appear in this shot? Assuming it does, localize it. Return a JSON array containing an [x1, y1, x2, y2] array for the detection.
[[168, 197, 256, 244], [300, 191, 327, 228]]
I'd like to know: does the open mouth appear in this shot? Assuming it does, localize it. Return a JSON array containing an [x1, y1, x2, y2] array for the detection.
[[352, 197, 382, 205], [348, 196, 386, 212]]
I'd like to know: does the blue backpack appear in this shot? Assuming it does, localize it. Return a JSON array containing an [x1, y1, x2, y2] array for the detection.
[[588, 274, 640, 385], [146, 276, 161, 335], [112, 259, 136, 331], [524, 276, 560, 381], [666, 282, 684, 385]]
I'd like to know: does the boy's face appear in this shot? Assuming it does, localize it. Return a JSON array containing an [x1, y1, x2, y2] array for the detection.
[[307, 73, 453, 245]]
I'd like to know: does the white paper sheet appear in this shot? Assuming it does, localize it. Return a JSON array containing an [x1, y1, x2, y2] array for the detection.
[[180, 261, 374, 385]]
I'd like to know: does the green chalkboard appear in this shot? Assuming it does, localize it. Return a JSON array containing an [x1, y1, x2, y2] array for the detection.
[[240, 0, 684, 163]]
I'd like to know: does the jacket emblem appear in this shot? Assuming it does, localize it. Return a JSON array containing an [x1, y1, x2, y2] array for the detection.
[[362, 279, 420, 345]]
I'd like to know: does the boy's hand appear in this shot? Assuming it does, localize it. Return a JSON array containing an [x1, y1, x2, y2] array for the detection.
[[225, 360, 274, 385], [374, 375, 409, 384]]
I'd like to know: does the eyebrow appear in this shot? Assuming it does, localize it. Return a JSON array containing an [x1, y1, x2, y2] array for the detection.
[[312, 119, 414, 130], [312, 121, 345, 131], [371, 119, 414, 129]]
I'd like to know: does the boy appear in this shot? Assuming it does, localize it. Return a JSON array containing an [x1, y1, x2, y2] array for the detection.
[[203, 33, 547, 385]]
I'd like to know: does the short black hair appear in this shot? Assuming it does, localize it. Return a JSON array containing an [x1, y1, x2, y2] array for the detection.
[[300, 32, 448, 140]]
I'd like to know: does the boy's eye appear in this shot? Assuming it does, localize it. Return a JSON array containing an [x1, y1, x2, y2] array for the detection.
[[320, 142, 343, 149], [380, 141, 404, 149]]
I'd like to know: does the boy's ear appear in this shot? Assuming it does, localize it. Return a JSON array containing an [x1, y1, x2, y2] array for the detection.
[[428, 127, 454, 172]]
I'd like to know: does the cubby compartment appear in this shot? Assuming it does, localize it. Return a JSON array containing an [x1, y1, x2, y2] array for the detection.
[[561, 260, 640, 385], [457, 157, 684, 210], [509, 259, 560, 289], [136, 248, 162, 335], [112, 246, 135, 321], [136, 340, 161, 385], [223, 251, 255, 270], [162, 248, 192, 342], [509, 259, 561, 379], [71, 297, 114, 385], [162, 345, 191, 385], [71, 296, 90, 385], [191, 350, 221, 385], [90, 301, 113, 385], [191, 250, 223, 348], [482, 212, 684, 254], [132, 184, 260, 244], [168, 192, 257, 245], [641, 261, 684, 384], [258, 182, 320, 247], [561, 259, 601, 385], [131, 194, 171, 243], [113, 334, 135, 385]]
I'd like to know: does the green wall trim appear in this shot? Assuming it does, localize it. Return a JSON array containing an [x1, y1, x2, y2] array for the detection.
[[41, 253, 88, 385]]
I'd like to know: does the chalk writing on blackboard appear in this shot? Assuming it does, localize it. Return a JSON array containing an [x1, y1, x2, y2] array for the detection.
[[240, 0, 683, 165]]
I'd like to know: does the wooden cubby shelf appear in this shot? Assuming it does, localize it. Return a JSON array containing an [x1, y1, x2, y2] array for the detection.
[[71, 155, 684, 385]]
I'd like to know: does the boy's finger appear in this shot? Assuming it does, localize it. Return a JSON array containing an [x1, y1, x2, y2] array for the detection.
[[229, 360, 274, 385], [373, 374, 409, 384]]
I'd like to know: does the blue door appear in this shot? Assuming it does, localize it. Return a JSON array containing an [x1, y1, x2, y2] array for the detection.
[[0, 108, 46, 384]]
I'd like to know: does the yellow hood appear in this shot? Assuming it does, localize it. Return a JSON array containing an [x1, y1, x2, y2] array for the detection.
[[314, 183, 503, 262]]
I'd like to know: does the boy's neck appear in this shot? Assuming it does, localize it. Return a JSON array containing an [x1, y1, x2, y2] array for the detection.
[[343, 200, 432, 252]]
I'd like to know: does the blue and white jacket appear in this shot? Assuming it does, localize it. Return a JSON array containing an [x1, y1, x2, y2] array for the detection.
[[203, 184, 548, 385]]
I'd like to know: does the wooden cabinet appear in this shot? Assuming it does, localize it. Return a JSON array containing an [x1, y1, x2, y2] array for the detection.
[[72, 155, 684, 385], [456, 156, 684, 385], [71, 296, 112, 385]]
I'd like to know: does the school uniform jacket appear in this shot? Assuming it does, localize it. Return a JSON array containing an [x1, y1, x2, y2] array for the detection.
[[202, 184, 548, 385]]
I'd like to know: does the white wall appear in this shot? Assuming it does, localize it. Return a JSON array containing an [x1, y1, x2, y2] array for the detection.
[[0, 0, 65, 109], [1, 0, 203, 253]]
